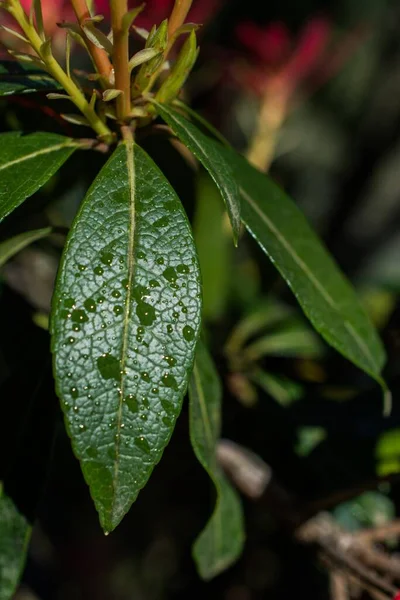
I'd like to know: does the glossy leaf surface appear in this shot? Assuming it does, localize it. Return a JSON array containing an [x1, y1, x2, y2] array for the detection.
[[153, 102, 241, 245], [189, 341, 244, 579], [51, 142, 202, 533], [218, 146, 386, 387], [0, 227, 51, 268], [0, 132, 78, 222], [0, 484, 31, 600], [0, 61, 61, 96]]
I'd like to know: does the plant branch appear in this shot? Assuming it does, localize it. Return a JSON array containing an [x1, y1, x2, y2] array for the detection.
[[110, 0, 131, 121], [70, 0, 113, 85], [5, 0, 113, 142], [167, 0, 193, 38]]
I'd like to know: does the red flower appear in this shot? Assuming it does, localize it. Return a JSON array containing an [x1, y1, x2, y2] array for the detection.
[[95, 0, 221, 29], [233, 16, 366, 98]]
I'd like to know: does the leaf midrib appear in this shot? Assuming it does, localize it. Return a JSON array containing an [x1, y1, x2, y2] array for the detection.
[[241, 188, 378, 373], [0, 139, 78, 172], [111, 140, 136, 523]]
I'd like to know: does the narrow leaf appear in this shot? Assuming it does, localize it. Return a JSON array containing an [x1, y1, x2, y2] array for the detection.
[[0, 132, 78, 222], [217, 145, 387, 389], [0, 227, 51, 268], [0, 483, 31, 600], [155, 31, 198, 104], [128, 48, 160, 72], [189, 341, 244, 579], [0, 60, 61, 96], [82, 22, 113, 54], [153, 102, 241, 245], [250, 369, 303, 407], [244, 321, 323, 360], [51, 143, 202, 533]]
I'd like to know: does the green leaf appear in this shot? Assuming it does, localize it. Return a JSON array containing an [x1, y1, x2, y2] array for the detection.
[[51, 142, 202, 533], [250, 369, 303, 407], [155, 30, 198, 104], [152, 102, 241, 246], [244, 322, 323, 360], [189, 340, 244, 579], [218, 146, 387, 394], [0, 483, 31, 600], [193, 172, 232, 321], [0, 61, 61, 96], [0, 227, 51, 268], [0, 132, 78, 222]]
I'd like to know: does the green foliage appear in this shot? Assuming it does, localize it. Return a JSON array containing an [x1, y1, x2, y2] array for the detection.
[[153, 102, 242, 245], [0, 61, 61, 96], [0, 132, 78, 222], [0, 227, 51, 268], [50, 142, 201, 533], [189, 341, 244, 579], [0, 484, 31, 600]]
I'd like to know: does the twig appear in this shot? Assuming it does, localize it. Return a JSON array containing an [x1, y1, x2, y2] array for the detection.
[[330, 570, 350, 600], [70, 0, 113, 84]]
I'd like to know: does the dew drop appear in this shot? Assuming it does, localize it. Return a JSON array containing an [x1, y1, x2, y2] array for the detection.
[[167, 324, 173, 334], [97, 353, 120, 381], [78, 264, 87, 272], [67, 337, 75, 344], [70, 387, 79, 399], [161, 399, 175, 415], [177, 264, 190, 274], [84, 298, 96, 313], [125, 394, 138, 413], [71, 309, 89, 323], [162, 373, 178, 390], [156, 256, 165, 265], [141, 371, 150, 382], [153, 215, 169, 228], [100, 252, 114, 266], [64, 298, 75, 309], [134, 436, 151, 454], [163, 355, 176, 367], [162, 266, 177, 283], [94, 266, 104, 276], [112, 289, 121, 299], [114, 305, 123, 315], [183, 325, 195, 341], [136, 302, 156, 326]]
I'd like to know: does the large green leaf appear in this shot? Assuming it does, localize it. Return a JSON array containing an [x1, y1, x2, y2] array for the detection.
[[152, 101, 241, 245], [217, 146, 387, 396], [0, 227, 51, 268], [0, 61, 61, 96], [51, 142, 202, 533], [189, 341, 244, 579], [0, 132, 79, 222], [0, 483, 31, 600]]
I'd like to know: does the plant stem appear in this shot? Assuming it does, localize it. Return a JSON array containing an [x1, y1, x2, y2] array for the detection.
[[246, 78, 291, 172], [6, 0, 113, 142], [110, 0, 131, 121], [70, 0, 113, 84], [167, 0, 193, 38]]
